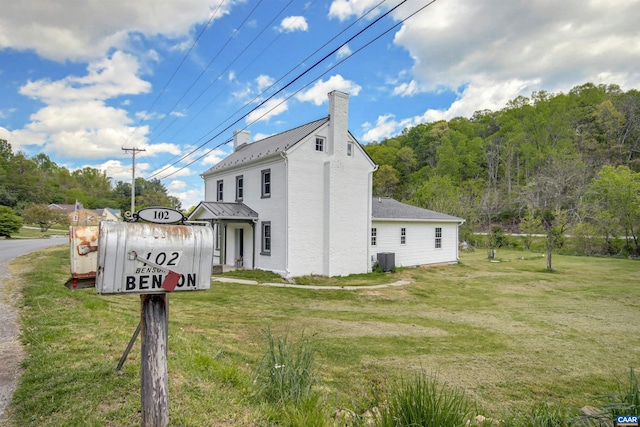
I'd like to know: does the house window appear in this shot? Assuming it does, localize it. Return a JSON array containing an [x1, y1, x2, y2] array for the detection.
[[435, 227, 442, 249], [236, 175, 243, 201], [371, 228, 377, 246], [401, 227, 406, 245], [261, 169, 271, 198], [216, 180, 223, 201], [347, 142, 353, 156], [261, 221, 271, 255], [315, 137, 324, 152]]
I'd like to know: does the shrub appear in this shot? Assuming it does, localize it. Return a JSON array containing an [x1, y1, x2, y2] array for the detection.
[[376, 372, 477, 427], [503, 401, 573, 427], [601, 367, 640, 418], [0, 205, 22, 237], [253, 327, 317, 405]]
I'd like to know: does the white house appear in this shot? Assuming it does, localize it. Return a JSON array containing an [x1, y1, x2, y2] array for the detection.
[[189, 91, 464, 277]]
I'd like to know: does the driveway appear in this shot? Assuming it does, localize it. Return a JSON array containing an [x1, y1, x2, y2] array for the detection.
[[0, 237, 67, 424]]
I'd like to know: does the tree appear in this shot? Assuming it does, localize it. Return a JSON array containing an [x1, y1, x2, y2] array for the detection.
[[0, 206, 22, 237], [587, 165, 640, 255], [412, 175, 461, 216], [520, 153, 588, 270], [519, 208, 543, 251], [373, 165, 400, 198], [22, 203, 69, 232]]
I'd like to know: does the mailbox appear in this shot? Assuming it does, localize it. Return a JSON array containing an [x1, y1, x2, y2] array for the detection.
[[96, 221, 214, 294], [65, 226, 100, 289]]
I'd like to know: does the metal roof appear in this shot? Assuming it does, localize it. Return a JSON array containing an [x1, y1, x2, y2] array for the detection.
[[202, 117, 329, 175], [372, 197, 464, 222], [190, 201, 258, 221]]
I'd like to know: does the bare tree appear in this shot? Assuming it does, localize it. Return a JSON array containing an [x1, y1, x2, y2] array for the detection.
[[520, 153, 588, 270]]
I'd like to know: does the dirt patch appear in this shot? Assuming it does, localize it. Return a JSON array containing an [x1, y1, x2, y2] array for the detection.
[[0, 261, 25, 425]]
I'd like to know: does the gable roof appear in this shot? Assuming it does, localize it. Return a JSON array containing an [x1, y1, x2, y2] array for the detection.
[[372, 197, 464, 223], [189, 201, 259, 221], [202, 117, 329, 176], [49, 203, 76, 213]]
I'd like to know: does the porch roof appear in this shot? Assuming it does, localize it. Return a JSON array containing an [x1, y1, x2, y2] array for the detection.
[[189, 201, 258, 221]]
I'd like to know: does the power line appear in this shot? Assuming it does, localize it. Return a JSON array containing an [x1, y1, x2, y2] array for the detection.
[[150, 0, 385, 157], [122, 0, 228, 148], [146, 0, 301, 147], [148, 0, 400, 180], [156, 0, 438, 180], [145, 0, 264, 142]]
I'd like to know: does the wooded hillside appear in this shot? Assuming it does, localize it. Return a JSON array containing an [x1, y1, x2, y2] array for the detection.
[[364, 82, 640, 257], [0, 139, 179, 215]]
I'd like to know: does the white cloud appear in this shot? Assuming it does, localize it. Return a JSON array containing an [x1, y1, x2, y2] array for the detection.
[[200, 147, 229, 166], [149, 164, 192, 179], [336, 44, 352, 59], [82, 159, 131, 181], [390, 0, 640, 107], [328, 0, 392, 21], [296, 75, 362, 106], [252, 132, 273, 142], [140, 142, 183, 156], [20, 51, 150, 104], [278, 16, 309, 33], [361, 114, 412, 143], [246, 97, 289, 124], [393, 80, 419, 97], [419, 78, 541, 122], [168, 180, 187, 191], [256, 75, 275, 91], [167, 179, 203, 209], [0, 0, 236, 62], [4, 52, 157, 158]]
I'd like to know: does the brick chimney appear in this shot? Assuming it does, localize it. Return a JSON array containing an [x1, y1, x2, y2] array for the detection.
[[327, 91, 349, 156], [233, 129, 251, 151]]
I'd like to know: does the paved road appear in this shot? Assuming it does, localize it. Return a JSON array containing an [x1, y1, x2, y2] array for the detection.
[[0, 237, 67, 424], [0, 237, 67, 264]]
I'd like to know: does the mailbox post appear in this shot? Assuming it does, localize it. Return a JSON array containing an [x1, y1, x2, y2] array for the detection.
[[94, 209, 213, 427]]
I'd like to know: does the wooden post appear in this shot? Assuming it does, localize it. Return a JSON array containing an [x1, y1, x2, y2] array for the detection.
[[140, 294, 169, 427]]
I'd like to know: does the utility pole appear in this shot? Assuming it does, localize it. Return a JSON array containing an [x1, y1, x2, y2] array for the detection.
[[122, 147, 146, 215]]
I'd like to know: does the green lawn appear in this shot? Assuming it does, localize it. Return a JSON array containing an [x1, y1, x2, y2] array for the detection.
[[12, 225, 69, 239], [5, 247, 639, 426]]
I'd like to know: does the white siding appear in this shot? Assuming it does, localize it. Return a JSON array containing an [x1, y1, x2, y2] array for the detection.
[[286, 125, 375, 276], [371, 220, 460, 268], [202, 157, 288, 275]]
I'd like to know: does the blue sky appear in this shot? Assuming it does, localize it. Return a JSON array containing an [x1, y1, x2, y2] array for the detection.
[[1, 0, 639, 209]]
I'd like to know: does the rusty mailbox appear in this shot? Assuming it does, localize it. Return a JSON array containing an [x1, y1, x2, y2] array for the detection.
[[67, 226, 100, 289], [95, 221, 214, 294]]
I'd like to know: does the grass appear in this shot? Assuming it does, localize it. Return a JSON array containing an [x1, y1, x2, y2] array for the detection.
[[11, 225, 69, 239], [376, 372, 478, 427], [4, 247, 640, 426]]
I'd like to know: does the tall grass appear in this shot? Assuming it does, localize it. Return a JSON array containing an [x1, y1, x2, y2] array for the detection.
[[601, 367, 640, 418], [376, 372, 478, 427], [503, 402, 573, 427], [253, 327, 317, 405]]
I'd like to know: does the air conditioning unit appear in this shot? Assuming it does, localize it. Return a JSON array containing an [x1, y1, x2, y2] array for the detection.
[[376, 252, 395, 272]]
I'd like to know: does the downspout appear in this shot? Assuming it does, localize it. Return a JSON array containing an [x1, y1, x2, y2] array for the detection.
[[280, 151, 290, 277], [252, 218, 257, 270], [367, 165, 379, 272]]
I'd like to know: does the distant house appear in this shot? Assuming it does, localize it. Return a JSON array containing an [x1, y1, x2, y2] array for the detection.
[[189, 91, 464, 277], [97, 208, 122, 222], [49, 204, 122, 225]]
